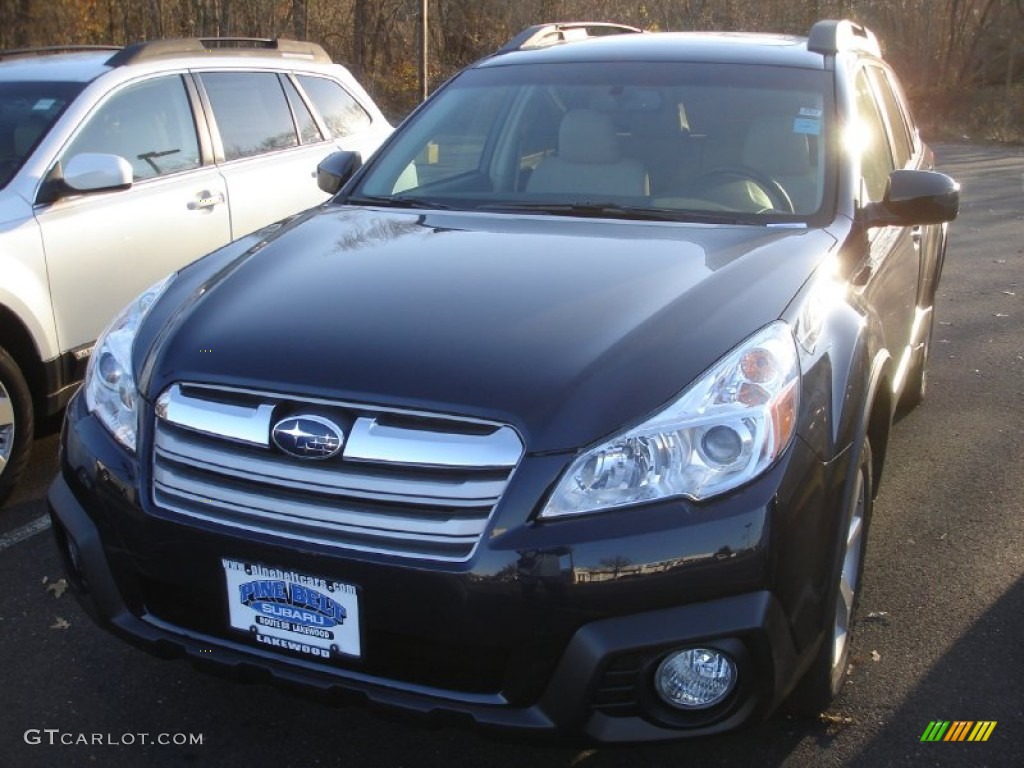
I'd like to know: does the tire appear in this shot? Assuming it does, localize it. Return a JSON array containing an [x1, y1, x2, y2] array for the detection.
[[0, 346, 34, 507], [787, 437, 873, 715], [898, 310, 934, 415]]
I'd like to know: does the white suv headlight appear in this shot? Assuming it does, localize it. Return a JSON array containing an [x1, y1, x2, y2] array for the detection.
[[540, 322, 800, 518], [84, 274, 175, 451]]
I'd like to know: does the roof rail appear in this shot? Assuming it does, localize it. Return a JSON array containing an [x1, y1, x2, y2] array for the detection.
[[0, 45, 122, 60], [106, 37, 331, 67], [497, 22, 642, 54], [807, 20, 880, 57]]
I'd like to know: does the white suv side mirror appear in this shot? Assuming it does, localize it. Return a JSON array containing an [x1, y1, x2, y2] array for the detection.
[[63, 153, 133, 193]]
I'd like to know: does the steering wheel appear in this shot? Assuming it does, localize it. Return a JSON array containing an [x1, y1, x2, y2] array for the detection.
[[687, 166, 795, 213]]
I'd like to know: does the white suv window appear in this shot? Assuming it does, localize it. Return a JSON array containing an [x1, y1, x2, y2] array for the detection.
[[200, 72, 299, 161], [297, 75, 371, 138], [62, 76, 201, 181], [1, 81, 82, 187], [282, 77, 323, 145]]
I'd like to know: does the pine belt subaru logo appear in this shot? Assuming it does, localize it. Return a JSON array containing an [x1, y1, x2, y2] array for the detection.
[[272, 415, 344, 460]]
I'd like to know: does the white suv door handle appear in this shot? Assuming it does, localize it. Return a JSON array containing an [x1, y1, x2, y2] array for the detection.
[[187, 191, 226, 210]]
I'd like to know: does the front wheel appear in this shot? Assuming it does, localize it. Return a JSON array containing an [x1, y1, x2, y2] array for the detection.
[[787, 437, 873, 715], [0, 346, 34, 507]]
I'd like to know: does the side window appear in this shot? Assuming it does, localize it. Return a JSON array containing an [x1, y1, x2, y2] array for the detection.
[[297, 76, 372, 138], [853, 70, 894, 204], [62, 76, 200, 181], [869, 67, 913, 169], [282, 77, 322, 145], [200, 72, 299, 161]]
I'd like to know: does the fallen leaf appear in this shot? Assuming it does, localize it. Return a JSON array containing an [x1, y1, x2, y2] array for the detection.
[[51, 617, 71, 630], [45, 579, 68, 599], [820, 713, 854, 726], [871, 650, 881, 662], [865, 611, 890, 621], [819, 712, 855, 735]]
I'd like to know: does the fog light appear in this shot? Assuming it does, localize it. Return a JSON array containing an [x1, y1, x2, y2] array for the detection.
[[654, 648, 736, 710]]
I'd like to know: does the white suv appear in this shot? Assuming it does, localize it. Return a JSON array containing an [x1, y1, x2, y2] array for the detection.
[[0, 38, 392, 503]]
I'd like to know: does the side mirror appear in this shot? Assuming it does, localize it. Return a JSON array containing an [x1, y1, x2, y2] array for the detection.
[[861, 169, 960, 228], [63, 153, 134, 193], [317, 151, 362, 195]]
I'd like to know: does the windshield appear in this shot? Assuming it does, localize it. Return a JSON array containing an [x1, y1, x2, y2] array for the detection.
[[351, 61, 833, 224], [0, 81, 83, 188]]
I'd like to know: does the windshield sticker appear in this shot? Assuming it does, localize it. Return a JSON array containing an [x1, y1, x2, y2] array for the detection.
[[33, 98, 57, 111], [794, 117, 821, 135], [799, 107, 823, 118]]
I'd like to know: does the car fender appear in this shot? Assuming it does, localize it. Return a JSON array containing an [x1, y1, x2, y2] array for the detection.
[[0, 212, 60, 364], [788, 268, 891, 465]]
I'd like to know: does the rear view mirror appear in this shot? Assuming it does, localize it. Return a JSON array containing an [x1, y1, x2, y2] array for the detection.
[[317, 151, 362, 195], [862, 169, 960, 228]]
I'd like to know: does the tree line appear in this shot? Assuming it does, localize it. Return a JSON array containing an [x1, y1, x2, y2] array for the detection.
[[2, 0, 1021, 139]]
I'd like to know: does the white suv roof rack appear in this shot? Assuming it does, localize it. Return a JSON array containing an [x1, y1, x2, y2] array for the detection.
[[106, 37, 331, 66], [0, 45, 121, 60]]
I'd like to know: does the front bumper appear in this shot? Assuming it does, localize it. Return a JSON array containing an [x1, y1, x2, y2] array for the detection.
[[48, 392, 835, 742]]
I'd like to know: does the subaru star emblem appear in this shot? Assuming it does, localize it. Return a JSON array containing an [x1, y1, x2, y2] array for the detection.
[[272, 415, 345, 460]]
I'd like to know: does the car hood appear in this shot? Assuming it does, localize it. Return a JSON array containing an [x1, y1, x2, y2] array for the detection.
[[143, 207, 837, 452]]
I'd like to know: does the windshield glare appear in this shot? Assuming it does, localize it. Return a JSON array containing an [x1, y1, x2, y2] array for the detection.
[[355, 62, 832, 222], [0, 81, 82, 188]]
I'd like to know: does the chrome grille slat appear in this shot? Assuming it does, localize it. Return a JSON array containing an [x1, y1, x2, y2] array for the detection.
[[155, 428, 506, 505], [151, 384, 523, 562], [344, 416, 523, 469], [157, 383, 521, 468], [153, 466, 489, 537], [154, 491, 476, 560]]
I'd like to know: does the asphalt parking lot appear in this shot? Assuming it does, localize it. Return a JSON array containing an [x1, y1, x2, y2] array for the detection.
[[0, 143, 1021, 767]]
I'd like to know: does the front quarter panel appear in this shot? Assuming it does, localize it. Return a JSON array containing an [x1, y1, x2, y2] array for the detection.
[[0, 197, 59, 361]]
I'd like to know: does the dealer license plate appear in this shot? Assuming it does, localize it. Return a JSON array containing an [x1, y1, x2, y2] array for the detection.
[[222, 559, 361, 660]]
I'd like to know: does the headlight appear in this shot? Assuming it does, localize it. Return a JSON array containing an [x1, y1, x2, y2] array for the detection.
[[84, 274, 175, 451], [540, 322, 800, 518]]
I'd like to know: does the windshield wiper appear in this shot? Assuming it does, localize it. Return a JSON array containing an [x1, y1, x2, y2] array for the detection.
[[477, 201, 755, 224], [344, 194, 454, 210]]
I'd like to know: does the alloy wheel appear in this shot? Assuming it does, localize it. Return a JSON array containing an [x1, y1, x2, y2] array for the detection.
[[831, 462, 866, 684], [0, 378, 15, 474]]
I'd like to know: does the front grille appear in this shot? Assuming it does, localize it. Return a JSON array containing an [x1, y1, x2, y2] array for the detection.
[[151, 383, 523, 561]]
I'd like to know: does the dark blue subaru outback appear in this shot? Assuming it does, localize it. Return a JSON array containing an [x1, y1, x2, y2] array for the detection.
[[49, 20, 959, 742]]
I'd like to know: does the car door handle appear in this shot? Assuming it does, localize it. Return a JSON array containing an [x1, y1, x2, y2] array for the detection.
[[187, 191, 226, 210]]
